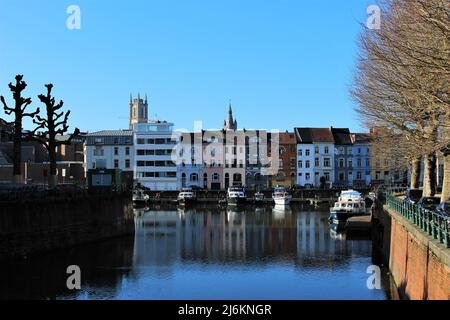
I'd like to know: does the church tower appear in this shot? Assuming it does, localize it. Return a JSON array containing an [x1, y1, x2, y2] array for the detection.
[[129, 93, 148, 129], [223, 103, 237, 130]]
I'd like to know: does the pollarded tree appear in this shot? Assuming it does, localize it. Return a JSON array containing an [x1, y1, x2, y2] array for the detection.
[[28, 83, 80, 188], [0, 75, 40, 183]]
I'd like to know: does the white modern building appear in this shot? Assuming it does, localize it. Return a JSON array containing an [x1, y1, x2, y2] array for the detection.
[[133, 121, 179, 190], [84, 130, 134, 184]]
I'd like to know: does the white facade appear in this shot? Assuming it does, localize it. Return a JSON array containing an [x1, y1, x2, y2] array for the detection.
[[84, 130, 134, 172], [296, 144, 315, 186], [133, 121, 179, 190], [312, 143, 335, 187]]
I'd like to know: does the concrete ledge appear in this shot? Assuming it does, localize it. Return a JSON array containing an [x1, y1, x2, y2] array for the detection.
[[383, 205, 450, 268]]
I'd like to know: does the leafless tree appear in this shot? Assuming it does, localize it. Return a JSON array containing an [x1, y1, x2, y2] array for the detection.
[[351, 0, 449, 200], [27, 84, 80, 188], [0, 75, 40, 183]]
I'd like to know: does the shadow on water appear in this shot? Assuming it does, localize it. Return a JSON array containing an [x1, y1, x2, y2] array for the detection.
[[0, 205, 396, 300]]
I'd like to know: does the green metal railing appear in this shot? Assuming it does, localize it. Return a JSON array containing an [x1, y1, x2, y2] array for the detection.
[[386, 193, 450, 248]]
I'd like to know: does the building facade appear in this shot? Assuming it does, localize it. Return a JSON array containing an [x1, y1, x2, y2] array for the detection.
[[84, 130, 134, 186], [331, 127, 353, 187], [351, 133, 372, 187], [133, 121, 178, 190], [271, 131, 296, 188], [295, 128, 315, 187]]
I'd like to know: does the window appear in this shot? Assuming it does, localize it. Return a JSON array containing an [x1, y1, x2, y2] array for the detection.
[[357, 171, 362, 180], [212, 173, 220, 182], [190, 173, 198, 182], [358, 148, 361, 154], [114, 159, 119, 168], [298, 149, 302, 156], [314, 146, 319, 154], [114, 147, 118, 155], [305, 173, 310, 181], [290, 158, 296, 168], [305, 160, 310, 168], [366, 159, 370, 167], [298, 160, 303, 168], [93, 147, 104, 156], [339, 158, 344, 168], [324, 158, 330, 167], [357, 158, 362, 167], [324, 172, 330, 181], [324, 146, 329, 154], [125, 159, 130, 168], [348, 159, 353, 168], [315, 158, 319, 167], [137, 138, 145, 144], [305, 149, 310, 156], [125, 147, 130, 156]]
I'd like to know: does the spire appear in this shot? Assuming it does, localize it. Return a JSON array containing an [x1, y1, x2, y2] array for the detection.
[[138, 92, 140, 101], [129, 93, 132, 104], [145, 93, 148, 104]]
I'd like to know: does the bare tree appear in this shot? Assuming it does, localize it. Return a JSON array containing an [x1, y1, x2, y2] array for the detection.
[[0, 75, 39, 183], [351, 0, 450, 199], [27, 84, 79, 187]]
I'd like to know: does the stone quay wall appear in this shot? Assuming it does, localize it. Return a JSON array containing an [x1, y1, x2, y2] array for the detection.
[[0, 193, 135, 261]]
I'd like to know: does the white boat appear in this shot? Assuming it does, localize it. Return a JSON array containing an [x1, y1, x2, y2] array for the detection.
[[133, 189, 149, 206], [227, 186, 246, 205], [329, 189, 368, 223], [272, 186, 292, 206], [177, 188, 196, 206], [254, 192, 265, 204]]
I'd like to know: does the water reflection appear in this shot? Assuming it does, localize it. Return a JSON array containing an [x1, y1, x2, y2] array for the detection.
[[0, 206, 392, 300]]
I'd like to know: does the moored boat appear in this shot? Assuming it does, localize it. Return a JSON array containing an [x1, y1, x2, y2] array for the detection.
[[177, 188, 196, 206], [253, 191, 265, 205], [227, 186, 246, 206], [272, 186, 292, 206], [328, 190, 368, 224], [133, 189, 150, 206]]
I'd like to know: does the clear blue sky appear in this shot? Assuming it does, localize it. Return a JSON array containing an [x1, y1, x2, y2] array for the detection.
[[0, 0, 372, 133]]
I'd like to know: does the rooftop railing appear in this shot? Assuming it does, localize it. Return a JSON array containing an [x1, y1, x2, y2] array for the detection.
[[386, 193, 449, 248]]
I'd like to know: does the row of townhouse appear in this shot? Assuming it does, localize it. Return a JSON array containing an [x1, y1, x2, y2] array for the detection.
[[83, 95, 408, 191]]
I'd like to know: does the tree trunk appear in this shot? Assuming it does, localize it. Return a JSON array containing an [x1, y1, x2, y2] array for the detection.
[[441, 152, 450, 202], [422, 153, 436, 197], [12, 119, 23, 183], [48, 146, 57, 188], [410, 157, 421, 189]]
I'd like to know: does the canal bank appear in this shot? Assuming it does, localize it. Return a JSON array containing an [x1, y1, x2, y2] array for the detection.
[[0, 191, 135, 261], [372, 200, 450, 300]]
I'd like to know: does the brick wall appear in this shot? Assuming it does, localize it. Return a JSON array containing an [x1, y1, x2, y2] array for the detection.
[[387, 207, 450, 300]]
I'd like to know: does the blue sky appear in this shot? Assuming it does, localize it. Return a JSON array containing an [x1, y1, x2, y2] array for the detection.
[[0, 0, 373, 133]]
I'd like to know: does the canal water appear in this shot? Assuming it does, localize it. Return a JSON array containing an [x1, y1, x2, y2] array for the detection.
[[0, 206, 394, 300]]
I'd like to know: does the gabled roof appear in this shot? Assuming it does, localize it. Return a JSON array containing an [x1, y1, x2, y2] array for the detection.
[[294, 128, 334, 144], [351, 133, 372, 144], [331, 127, 352, 145]]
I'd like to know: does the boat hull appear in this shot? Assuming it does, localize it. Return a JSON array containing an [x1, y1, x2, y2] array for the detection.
[[328, 210, 366, 224], [178, 197, 197, 206], [227, 197, 246, 206], [274, 197, 291, 206]]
